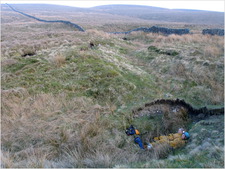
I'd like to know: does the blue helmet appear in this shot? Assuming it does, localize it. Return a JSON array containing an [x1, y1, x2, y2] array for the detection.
[[183, 131, 190, 139]]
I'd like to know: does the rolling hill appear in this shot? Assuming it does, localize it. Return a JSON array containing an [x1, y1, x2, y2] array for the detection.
[[91, 4, 224, 25], [1, 4, 224, 26]]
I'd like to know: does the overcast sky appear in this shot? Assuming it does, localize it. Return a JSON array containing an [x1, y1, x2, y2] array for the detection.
[[1, 0, 224, 12]]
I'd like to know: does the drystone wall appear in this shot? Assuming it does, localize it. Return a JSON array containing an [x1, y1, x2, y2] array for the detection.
[[202, 29, 224, 36]]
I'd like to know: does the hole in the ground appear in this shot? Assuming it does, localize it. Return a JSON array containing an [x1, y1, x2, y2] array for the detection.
[[133, 104, 190, 137], [128, 99, 224, 156], [21, 51, 36, 57]]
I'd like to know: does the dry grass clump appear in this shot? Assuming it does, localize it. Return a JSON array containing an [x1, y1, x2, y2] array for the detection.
[[1, 92, 112, 167], [185, 65, 224, 104], [127, 31, 159, 43], [1, 87, 29, 99], [203, 45, 223, 58], [86, 29, 112, 39], [171, 62, 187, 77], [155, 34, 184, 44], [153, 143, 172, 159], [210, 83, 224, 104], [153, 34, 188, 46], [1, 151, 14, 168], [153, 34, 224, 51], [49, 53, 66, 67], [1, 59, 18, 66]]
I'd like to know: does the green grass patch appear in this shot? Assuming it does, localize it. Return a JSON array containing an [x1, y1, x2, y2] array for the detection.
[[5, 57, 39, 73], [2, 48, 157, 107], [148, 45, 179, 56]]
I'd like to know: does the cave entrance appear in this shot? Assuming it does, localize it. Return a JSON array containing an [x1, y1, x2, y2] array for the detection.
[[132, 103, 190, 144], [130, 99, 224, 150]]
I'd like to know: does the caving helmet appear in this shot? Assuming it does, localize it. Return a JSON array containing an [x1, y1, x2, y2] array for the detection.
[[182, 131, 190, 140]]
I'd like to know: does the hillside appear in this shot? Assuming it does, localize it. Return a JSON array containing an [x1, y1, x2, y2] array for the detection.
[[1, 3, 224, 168], [1, 3, 89, 13], [91, 5, 224, 26]]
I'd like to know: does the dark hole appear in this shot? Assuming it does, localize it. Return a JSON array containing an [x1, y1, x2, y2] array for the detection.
[[89, 42, 95, 48], [21, 52, 36, 57]]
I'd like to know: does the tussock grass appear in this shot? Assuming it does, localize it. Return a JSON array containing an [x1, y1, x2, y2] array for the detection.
[[1, 92, 113, 167], [86, 29, 113, 39], [153, 143, 171, 159], [204, 45, 222, 58], [1, 151, 14, 168], [49, 53, 66, 67], [153, 34, 224, 46], [126, 32, 224, 106]]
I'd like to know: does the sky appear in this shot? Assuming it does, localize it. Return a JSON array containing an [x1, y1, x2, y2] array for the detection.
[[1, 0, 224, 12]]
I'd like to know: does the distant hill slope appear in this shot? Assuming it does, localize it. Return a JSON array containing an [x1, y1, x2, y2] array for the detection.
[[91, 5, 224, 25], [1, 4, 224, 26]]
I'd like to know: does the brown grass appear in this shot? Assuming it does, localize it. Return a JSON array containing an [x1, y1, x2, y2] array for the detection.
[[204, 45, 222, 58], [146, 33, 224, 105], [153, 34, 224, 50], [1, 151, 14, 168], [49, 53, 66, 67], [153, 143, 172, 159], [1, 91, 112, 167], [171, 62, 187, 77], [1, 90, 177, 167]]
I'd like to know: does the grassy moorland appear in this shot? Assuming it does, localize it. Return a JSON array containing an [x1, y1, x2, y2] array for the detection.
[[1, 4, 224, 168]]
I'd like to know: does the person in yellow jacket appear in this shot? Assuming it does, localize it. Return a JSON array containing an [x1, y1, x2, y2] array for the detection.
[[147, 128, 189, 149]]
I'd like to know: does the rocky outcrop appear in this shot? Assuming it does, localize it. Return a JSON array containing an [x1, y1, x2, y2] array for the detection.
[[110, 26, 190, 35], [6, 3, 85, 32], [202, 29, 224, 36]]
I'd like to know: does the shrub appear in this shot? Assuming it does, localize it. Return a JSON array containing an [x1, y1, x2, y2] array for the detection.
[[204, 45, 222, 58], [49, 53, 66, 67], [153, 143, 172, 159]]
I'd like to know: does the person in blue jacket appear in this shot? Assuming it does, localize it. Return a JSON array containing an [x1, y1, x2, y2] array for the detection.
[[125, 125, 145, 149]]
